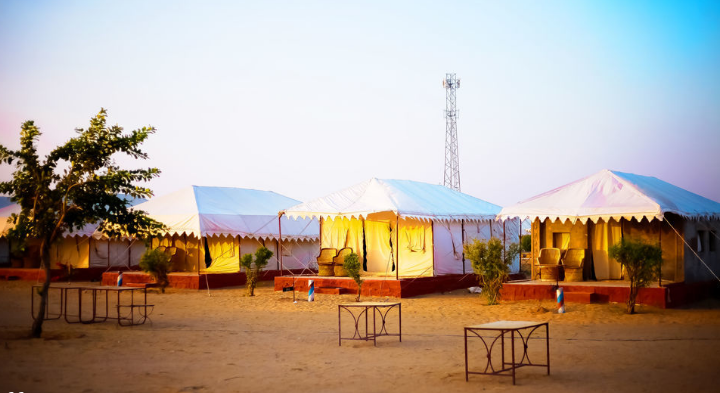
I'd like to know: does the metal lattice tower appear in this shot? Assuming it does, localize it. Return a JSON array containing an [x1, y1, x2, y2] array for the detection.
[[443, 73, 461, 191]]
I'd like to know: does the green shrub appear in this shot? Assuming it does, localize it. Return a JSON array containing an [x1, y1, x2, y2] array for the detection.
[[609, 239, 662, 314], [521, 235, 531, 252], [463, 237, 520, 305], [240, 246, 273, 296], [343, 252, 363, 302], [139, 248, 172, 293]]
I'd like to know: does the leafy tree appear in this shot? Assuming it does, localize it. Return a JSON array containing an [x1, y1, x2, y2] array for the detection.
[[0, 109, 164, 337], [609, 239, 662, 314], [520, 234, 531, 253], [463, 237, 520, 305], [343, 252, 363, 302], [240, 246, 273, 296], [139, 248, 173, 293]]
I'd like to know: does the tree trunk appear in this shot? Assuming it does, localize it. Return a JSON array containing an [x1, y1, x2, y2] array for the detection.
[[31, 238, 52, 338], [627, 280, 637, 314]]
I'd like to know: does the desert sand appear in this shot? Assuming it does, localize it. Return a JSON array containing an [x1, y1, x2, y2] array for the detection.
[[1, 279, 719, 393]]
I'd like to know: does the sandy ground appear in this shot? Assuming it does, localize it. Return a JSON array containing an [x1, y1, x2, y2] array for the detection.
[[1, 280, 720, 393]]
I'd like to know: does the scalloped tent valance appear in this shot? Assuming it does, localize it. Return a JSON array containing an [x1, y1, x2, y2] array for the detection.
[[498, 169, 720, 223]]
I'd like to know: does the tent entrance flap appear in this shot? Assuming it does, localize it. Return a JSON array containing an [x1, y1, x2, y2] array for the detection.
[[203, 235, 241, 273], [397, 217, 433, 277], [364, 220, 393, 273], [592, 219, 622, 280]]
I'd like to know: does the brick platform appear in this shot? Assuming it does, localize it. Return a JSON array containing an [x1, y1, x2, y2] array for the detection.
[[275, 274, 479, 298], [500, 280, 719, 308], [102, 269, 310, 290]]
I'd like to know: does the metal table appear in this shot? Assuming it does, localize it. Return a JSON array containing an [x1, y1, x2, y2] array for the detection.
[[464, 320, 549, 385], [31, 283, 152, 326], [338, 302, 401, 346]]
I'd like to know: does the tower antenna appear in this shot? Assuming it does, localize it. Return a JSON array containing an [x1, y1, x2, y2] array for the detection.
[[443, 73, 461, 191]]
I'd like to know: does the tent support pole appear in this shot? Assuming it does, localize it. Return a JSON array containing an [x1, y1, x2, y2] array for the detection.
[[197, 237, 201, 274], [503, 220, 507, 261], [184, 234, 188, 269], [237, 235, 241, 273], [278, 212, 284, 275], [461, 219, 465, 275], [658, 218, 662, 287], [396, 216, 399, 281], [431, 221, 435, 276]]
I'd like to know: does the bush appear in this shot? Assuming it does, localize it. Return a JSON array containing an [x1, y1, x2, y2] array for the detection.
[[463, 237, 520, 305], [521, 235, 531, 252], [240, 246, 273, 296], [343, 252, 363, 302], [139, 248, 172, 293], [609, 239, 662, 314]]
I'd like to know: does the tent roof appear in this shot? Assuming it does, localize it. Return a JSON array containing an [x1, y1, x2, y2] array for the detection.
[[134, 186, 318, 240], [498, 169, 720, 223], [283, 178, 501, 222]]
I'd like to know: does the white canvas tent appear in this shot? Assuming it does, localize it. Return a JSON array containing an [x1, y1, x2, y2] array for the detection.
[[283, 178, 521, 277], [0, 197, 145, 269], [134, 186, 319, 273], [498, 169, 720, 282]]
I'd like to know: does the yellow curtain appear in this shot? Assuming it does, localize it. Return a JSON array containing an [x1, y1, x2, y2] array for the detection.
[[592, 219, 622, 280], [397, 218, 433, 277], [365, 220, 393, 273], [203, 235, 240, 273], [320, 217, 364, 261]]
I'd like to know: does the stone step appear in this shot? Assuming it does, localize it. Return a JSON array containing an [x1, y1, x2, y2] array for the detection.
[[564, 291, 599, 304], [315, 287, 348, 295]]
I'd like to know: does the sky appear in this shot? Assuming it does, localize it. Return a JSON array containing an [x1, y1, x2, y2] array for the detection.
[[1, 0, 719, 207]]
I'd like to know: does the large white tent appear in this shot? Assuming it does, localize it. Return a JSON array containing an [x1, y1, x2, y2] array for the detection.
[[0, 197, 146, 269], [498, 170, 720, 282], [283, 178, 521, 277], [135, 186, 319, 273]]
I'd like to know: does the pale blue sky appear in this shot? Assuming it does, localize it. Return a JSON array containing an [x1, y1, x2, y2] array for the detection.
[[1, 0, 718, 206]]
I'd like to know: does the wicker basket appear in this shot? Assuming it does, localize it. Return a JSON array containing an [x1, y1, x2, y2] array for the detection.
[[564, 268, 583, 282], [333, 263, 347, 277], [540, 266, 559, 282], [318, 263, 335, 276]]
